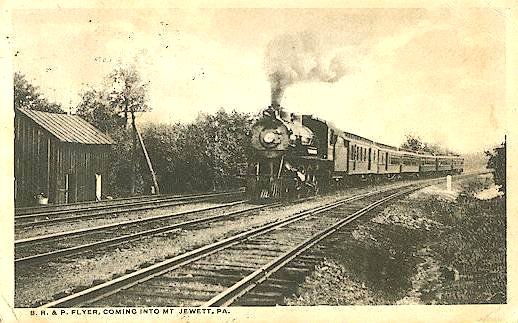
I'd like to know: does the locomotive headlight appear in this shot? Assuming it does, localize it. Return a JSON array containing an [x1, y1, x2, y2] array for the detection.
[[263, 132, 277, 144], [251, 116, 289, 155]]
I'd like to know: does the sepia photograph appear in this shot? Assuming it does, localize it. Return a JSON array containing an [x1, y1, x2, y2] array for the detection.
[[1, 2, 515, 322]]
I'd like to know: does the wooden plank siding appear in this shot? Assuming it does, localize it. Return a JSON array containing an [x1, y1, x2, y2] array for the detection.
[[14, 111, 112, 206]]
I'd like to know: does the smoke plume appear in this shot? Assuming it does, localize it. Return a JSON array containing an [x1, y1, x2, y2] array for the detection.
[[265, 31, 352, 106]]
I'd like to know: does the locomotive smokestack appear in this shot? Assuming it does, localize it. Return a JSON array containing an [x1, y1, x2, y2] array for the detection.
[[270, 101, 281, 112], [270, 71, 285, 109], [271, 92, 280, 108]]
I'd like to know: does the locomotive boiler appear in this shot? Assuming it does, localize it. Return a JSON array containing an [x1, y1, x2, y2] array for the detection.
[[247, 105, 332, 199]]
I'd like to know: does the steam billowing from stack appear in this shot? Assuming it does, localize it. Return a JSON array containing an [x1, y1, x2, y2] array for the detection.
[[265, 31, 352, 107]]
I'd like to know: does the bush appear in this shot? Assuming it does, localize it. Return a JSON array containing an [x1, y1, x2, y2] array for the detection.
[[485, 140, 506, 194], [139, 109, 252, 194], [105, 129, 145, 197]]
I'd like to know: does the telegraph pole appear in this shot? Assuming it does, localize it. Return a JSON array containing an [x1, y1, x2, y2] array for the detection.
[[131, 107, 136, 195]]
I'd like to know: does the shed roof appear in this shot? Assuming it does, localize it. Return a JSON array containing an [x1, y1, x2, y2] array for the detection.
[[17, 108, 115, 145]]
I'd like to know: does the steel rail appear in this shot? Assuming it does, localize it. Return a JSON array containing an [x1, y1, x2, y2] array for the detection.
[[16, 203, 276, 265], [15, 190, 244, 222], [35, 189, 388, 308], [15, 200, 246, 245], [35, 174, 480, 308], [16, 194, 165, 215], [18, 195, 322, 263], [15, 189, 245, 216], [204, 173, 487, 306], [15, 194, 242, 230], [203, 186, 418, 307]]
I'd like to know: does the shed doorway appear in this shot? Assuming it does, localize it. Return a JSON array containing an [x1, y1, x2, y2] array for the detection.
[[95, 173, 102, 201]]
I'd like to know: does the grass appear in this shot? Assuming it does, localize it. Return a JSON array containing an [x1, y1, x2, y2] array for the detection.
[[285, 174, 506, 305]]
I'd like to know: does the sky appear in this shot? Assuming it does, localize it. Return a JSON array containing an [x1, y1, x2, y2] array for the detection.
[[11, 8, 507, 154]]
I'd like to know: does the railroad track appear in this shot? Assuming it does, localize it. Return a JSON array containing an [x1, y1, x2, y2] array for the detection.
[[15, 189, 245, 216], [15, 200, 260, 265], [15, 190, 245, 229], [16, 194, 167, 216], [36, 176, 455, 308]]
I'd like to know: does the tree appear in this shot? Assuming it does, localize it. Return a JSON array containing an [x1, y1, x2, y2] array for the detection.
[[400, 133, 457, 155], [486, 140, 506, 194], [14, 72, 65, 113], [400, 134, 424, 152], [422, 142, 456, 156], [77, 65, 150, 130], [76, 64, 150, 134], [76, 87, 125, 133], [106, 128, 145, 197], [140, 109, 252, 194], [107, 64, 150, 128], [198, 109, 252, 189], [76, 65, 151, 195], [107, 64, 151, 195]]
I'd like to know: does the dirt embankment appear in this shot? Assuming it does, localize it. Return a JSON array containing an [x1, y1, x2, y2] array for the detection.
[[286, 174, 506, 305]]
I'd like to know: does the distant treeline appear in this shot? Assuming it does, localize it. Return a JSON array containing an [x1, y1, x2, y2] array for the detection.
[[14, 70, 504, 197], [400, 134, 458, 156]]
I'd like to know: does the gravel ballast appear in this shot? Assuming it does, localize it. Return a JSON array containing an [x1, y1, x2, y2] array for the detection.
[[16, 179, 423, 307]]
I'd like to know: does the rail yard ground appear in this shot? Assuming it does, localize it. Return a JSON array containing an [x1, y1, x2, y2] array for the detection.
[[16, 178, 440, 307], [15, 173, 502, 308], [286, 173, 506, 305]]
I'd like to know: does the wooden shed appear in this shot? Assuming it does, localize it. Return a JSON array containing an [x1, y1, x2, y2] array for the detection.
[[14, 108, 115, 206]]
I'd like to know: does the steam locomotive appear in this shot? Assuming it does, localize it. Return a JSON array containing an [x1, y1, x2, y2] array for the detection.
[[245, 105, 464, 199]]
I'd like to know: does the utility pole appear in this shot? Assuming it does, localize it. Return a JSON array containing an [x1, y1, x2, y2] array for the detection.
[[136, 126, 160, 194], [130, 107, 136, 195]]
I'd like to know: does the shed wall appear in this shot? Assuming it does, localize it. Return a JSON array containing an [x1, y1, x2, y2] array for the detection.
[[15, 112, 111, 206]]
